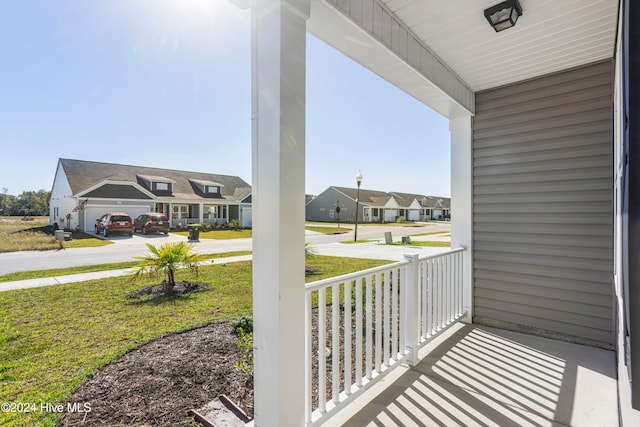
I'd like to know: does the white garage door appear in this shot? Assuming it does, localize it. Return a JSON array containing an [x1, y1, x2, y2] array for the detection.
[[241, 207, 252, 228], [384, 209, 398, 222], [83, 206, 151, 233]]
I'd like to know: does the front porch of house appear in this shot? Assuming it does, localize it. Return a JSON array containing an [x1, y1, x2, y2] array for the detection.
[[300, 248, 617, 426], [154, 202, 251, 229], [329, 322, 617, 427], [243, 0, 639, 425]]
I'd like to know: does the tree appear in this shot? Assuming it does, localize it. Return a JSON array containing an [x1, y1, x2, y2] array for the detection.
[[15, 190, 49, 216], [133, 242, 199, 296]]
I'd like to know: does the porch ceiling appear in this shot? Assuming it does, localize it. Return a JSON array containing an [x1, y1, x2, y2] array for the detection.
[[309, 0, 618, 117], [383, 0, 619, 92]]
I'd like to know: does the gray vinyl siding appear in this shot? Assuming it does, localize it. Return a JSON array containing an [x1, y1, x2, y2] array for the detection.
[[473, 60, 614, 348], [305, 187, 359, 222]]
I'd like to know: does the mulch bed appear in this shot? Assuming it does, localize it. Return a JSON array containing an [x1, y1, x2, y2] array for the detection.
[[126, 281, 210, 299], [58, 283, 380, 426], [58, 322, 253, 427]]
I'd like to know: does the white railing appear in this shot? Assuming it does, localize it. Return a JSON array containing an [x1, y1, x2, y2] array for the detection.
[[304, 247, 466, 426]]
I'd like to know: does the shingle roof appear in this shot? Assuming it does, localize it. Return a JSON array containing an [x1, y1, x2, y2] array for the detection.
[[390, 192, 450, 209], [333, 186, 393, 206], [59, 158, 251, 202], [332, 186, 450, 208]]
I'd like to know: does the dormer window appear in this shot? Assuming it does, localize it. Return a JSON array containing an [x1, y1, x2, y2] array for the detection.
[[137, 175, 175, 194], [189, 178, 224, 197]]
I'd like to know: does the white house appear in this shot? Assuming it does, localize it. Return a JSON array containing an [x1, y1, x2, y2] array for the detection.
[[49, 158, 252, 232]]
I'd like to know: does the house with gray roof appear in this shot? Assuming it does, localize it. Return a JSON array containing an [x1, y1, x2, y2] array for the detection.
[[390, 192, 451, 220], [49, 158, 252, 232], [306, 186, 450, 223]]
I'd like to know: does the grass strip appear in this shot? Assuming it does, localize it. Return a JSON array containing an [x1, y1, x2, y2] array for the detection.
[[305, 226, 350, 234], [410, 231, 451, 237], [0, 251, 253, 283], [171, 229, 252, 239], [391, 240, 451, 247]]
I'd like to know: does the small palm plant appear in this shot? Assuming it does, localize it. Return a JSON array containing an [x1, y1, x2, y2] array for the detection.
[[134, 241, 199, 296]]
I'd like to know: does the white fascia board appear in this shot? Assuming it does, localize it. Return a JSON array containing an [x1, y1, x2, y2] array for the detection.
[[84, 198, 154, 204], [307, 0, 474, 119], [75, 180, 157, 199]]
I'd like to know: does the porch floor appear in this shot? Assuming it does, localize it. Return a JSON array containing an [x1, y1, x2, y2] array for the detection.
[[325, 323, 617, 427]]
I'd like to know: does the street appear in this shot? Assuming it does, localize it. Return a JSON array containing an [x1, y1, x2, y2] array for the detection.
[[0, 222, 451, 275]]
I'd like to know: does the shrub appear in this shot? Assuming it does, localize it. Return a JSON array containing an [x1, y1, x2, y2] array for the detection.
[[232, 315, 253, 335], [234, 327, 254, 377], [229, 219, 242, 231], [197, 222, 212, 232], [396, 216, 407, 223], [133, 241, 199, 296]]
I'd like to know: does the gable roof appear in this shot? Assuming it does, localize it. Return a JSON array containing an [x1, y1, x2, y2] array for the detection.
[[390, 192, 450, 209], [333, 186, 393, 207], [329, 186, 451, 209], [59, 158, 251, 202]]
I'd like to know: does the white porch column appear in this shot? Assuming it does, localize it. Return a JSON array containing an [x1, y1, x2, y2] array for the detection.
[[450, 116, 473, 322], [251, 0, 309, 425], [198, 202, 204, 224]]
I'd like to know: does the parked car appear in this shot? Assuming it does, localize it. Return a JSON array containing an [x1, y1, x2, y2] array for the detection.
[[95, 213, 134, 237], [134, 213, 170, 235]]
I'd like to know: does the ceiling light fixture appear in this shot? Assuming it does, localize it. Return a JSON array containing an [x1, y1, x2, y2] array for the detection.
[[484, 0, 523, 32]]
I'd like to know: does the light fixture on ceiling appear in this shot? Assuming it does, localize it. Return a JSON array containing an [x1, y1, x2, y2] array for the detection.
[[484, 0, 523, 32]]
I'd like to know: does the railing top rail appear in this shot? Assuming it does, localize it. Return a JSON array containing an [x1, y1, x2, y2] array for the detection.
[[416, 246, 465, 262], [305, 259, 409, 291]]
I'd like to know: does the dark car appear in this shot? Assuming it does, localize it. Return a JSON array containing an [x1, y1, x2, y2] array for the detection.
[[95, 213, 134, 237], [134, 213, 170, 235]]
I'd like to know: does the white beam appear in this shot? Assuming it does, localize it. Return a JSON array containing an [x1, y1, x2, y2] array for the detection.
[[307, 0, 473, 119], [450, 116, 473, 322], [251, 0, 309, 425]]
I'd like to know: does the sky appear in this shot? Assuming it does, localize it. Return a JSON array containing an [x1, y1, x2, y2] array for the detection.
[[0, 0, 451, 198]]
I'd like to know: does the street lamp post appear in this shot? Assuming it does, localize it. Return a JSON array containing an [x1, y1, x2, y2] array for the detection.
[[354, 170, 363, 242]]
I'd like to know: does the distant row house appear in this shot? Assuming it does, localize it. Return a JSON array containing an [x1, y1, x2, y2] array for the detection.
[[49, 158, 252, 232], [306, 186, 450, 223]]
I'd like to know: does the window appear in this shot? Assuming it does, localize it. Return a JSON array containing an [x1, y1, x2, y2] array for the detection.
[[172, 205, 188, 219], [156, 182, 169, 191], [204, 205, 219, 219], [206, 186, 219, 194]]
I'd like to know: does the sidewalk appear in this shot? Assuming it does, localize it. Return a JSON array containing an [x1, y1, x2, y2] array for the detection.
[[310, 241, 450, 261], [0, 255, 253, 292], [0, 240, 452, 292]]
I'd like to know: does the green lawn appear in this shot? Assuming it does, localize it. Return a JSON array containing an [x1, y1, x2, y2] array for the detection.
[[410, 231, 450, 237], [0, 255, 389, 427], [0, 251, 253, 283], [392, 240, 451, 247]]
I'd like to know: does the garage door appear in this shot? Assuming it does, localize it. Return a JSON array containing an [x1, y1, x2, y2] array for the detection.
[[241, 207, 252, 228], [384, 209, 397, 222], [408, 210, 420, 221], [83, 206, 150, 233]]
